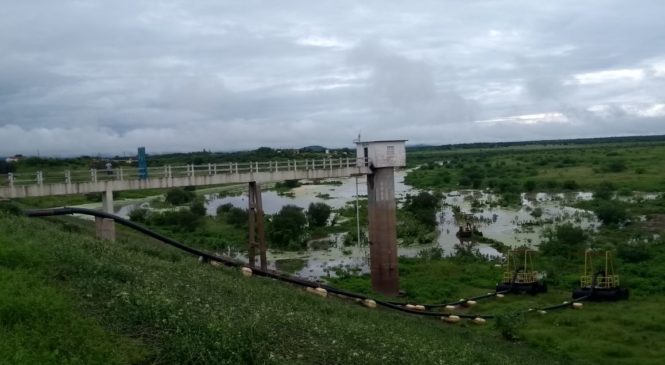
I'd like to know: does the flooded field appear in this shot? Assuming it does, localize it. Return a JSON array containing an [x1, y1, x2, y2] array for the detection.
[[68, 173, 663, 280]]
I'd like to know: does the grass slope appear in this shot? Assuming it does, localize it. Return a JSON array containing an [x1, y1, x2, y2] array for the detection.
[[331, 255, 665, 365], [0, 213, 567, 365]]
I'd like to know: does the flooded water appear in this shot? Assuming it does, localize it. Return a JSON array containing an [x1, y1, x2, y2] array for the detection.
[[196, 174, 600, 280], [71, 171, 607, 280], [205, 171, 412, 215]]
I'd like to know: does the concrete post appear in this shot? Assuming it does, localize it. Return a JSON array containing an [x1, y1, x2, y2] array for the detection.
[[96, 188, 115, 242], [247, 181, 267, 270], [366, 167, 399, 296]]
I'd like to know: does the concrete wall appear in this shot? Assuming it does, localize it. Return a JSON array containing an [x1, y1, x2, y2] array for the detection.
[[0, 166, 370, 198], [356, 140, 406, 168]]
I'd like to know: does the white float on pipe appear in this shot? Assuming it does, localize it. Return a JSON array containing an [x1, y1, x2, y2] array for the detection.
[[241, 267, 253, 277], [362, 299, 377, 309], [443, 315, 460, 323], [471, 317, 486, 325]]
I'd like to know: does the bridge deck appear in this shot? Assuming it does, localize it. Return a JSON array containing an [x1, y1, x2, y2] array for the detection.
[[1, 158, 370, 198]]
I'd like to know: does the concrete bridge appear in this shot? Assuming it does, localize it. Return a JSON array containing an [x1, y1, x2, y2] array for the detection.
[[1, 157, 371, 273], [4, 139, 407, 296], [0, 158, 369, 199]]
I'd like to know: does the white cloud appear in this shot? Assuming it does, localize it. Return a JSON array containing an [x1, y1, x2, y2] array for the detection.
[[573, 69, 645, 85], [296, 35, 351, 49], [475, 113, 569, 126]]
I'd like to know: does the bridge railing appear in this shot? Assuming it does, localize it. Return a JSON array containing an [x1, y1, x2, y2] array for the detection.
[[0, 157, 368, 187]]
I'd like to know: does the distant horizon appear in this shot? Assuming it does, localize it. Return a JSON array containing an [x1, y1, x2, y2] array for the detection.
[[4, 133, 663, 159]]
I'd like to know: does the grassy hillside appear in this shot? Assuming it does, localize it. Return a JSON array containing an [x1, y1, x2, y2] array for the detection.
[[332, 255, 665, 365], [0, 212, 568, 365]]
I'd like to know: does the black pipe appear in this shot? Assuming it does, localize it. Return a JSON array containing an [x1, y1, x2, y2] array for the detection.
[[25, 207, 586, 320]]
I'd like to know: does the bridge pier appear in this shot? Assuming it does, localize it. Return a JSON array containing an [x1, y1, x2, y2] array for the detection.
[[248, 182, 267, 269], [356, 139, 407, 296], [367, 167, 399, 296], [95, 188, 115, 241]]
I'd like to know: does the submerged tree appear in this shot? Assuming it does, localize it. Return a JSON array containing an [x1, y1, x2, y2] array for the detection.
[[307, 202, 331, 227], [268, 205, 307, 250]]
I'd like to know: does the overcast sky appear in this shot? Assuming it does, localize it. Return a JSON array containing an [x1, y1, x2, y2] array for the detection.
[[1, 0, 664, 156]]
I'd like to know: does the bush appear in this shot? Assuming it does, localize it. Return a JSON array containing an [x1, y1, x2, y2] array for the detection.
[[0, 202, 21, 216], [164, 188, 196, 206], [604, 159, 627, 173], [499, 192, 520, 206], [216, 203, 234, 215], [497, 179, 519, 194], [530, 207, 543, 219], [307, 202, 331, 227], [268, 205, 307, 250], [190, 200, 207, 217], [128, 208, 150, 223], [593, 201, 627, 225], [594, 181, 615, 200], [562, 180, 579, 190], [523, 180, 537, 192], [618, 242, 650, 263], [540, 223, 587, 258], [225, 207, 248, 228], [403, 192, 441, 229], [275, 180, 301, 190], [494, 312, 526, 342], [150, 210, 203, 232]]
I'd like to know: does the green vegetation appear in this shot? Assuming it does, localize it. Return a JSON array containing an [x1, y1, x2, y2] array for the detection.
[[406, 142, 665, 193], [307, 202, 332, 227], [0, 213, 565, 365], [332, 189, 665, 365], [268, 205, 308, 250], [398, 192, 442, 245], [164, 187, 196, 206], [5, 138, 665, 364]]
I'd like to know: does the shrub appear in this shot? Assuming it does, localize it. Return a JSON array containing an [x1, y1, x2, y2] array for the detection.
[[604, 159, 627, 173], [523, 180, 537, 192], [540, 223, 587, 258], [494, 312, 526, 342], [128, 208, 150, 223], [593, 201, 627, 225], [164, 188, 196, 206], [268, 205, 307, 250], [530, 207, 543, 219], [0, 202, 21, 216], [275, 180, 301, 189], [307, 202, 331, 227], [190, 200, 207, 217], [216, 203, 234, 215], [617, 242, 650, 263], [150, 210, 203, 232], [225, 207, 248, 228], [594, 181, 615, 200], [403, 192, 441, 229], [562, 180, 579, 190]]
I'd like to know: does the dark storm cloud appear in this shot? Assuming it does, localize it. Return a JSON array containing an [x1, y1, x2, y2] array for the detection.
[[0, 0, 664, 155]]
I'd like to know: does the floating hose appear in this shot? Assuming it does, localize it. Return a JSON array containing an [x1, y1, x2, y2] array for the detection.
[[385, 290, 510, 309], [26, 207, 588, 321]]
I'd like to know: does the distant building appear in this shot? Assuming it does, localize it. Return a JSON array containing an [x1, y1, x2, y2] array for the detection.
[[5, 155, 23, 163]]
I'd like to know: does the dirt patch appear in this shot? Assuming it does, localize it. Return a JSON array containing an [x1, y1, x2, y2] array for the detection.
[[641, 214, 665, 233]]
